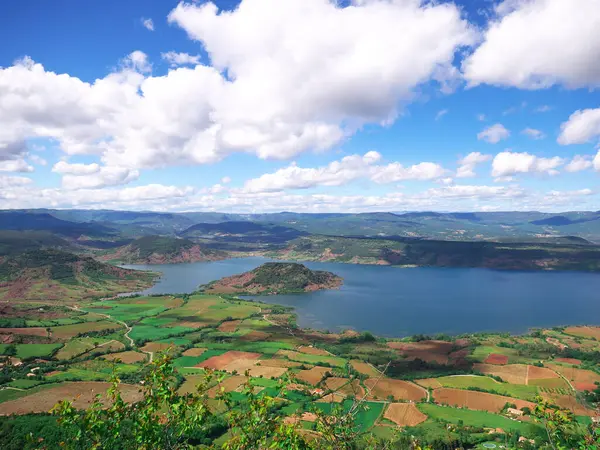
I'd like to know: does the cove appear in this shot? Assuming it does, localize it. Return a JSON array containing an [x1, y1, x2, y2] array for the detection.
[[123, 258, 600, 337]]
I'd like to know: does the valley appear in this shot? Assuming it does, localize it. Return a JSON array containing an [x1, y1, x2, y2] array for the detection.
[[1, 209, 600, 448]]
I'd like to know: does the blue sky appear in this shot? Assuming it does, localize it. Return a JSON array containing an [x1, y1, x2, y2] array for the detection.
[[0, 0, 599, 212]]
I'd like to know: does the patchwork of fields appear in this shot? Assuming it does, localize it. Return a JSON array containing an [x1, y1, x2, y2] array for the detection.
[[1, 293, 600, 448]]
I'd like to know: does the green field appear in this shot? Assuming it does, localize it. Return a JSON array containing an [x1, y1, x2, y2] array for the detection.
[[0, 343, 62, 359], [85, 296, 177, 323], [433, 375, 539, 400], [313, 399, 384, 432], [54, 337, 114, 360], [50, 320, 122, 339], [418, 404, 540, 434], [278, 350, 347, 367], [129, 325, 195, 343]]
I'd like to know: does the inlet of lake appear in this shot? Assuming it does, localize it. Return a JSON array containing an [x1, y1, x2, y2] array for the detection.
[[122, 257, 600, 337]]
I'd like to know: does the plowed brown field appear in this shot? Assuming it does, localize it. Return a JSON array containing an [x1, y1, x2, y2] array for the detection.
[[384, 403, 427, 427], [295, 366, 332, 385], [197, 351, 261, 370], [484, 354, 509, 365], [433, 388, 534, 413], [564, 326, 600, 340], [0, 382, 142, 415], [365, 378, 426, 401], [101, 351, 147, 363]]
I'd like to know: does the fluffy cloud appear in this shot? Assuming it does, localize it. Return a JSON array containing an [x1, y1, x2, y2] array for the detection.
[[456, 152, 492, 178], [564, 155, 593, 172], [425, 184, 524, 199], [52, 161, 100, 175], [52, 161, 138, 189], [558, 108, 600, 145], [141, 18, 154, 31], [62, 167, 139, 190], [477, 124, 510, 143], [491, 151, 564, 177], [521, 127, 545, 140], [0, 0, 476, 173], [161, 51, 201, 67], [243, 152, 446, 192], [0, 175, 32, 189], [464, 0, 600, 89], [122, 51, 152, 73], [0, 159, 34, 173]]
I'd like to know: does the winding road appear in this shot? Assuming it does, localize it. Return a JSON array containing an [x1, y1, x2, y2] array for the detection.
[[66, 305, 154, 362]]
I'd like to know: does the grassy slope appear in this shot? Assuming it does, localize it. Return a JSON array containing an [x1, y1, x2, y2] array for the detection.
[[0, 249, 155, 302]]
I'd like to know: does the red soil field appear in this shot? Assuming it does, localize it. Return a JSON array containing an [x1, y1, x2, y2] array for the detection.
[[547, 364, 600, 390], [384, 403, 427, 427], [101, 351, 147, 364], [433, 388, 534, 413], [183, 347, 207, 357], [218, 320, 241, 333], [554, 358, 582, 366], [298, 346, 331, 356], [0, 327, 48, 337], [295, 366, 332, 385], [574, 382, 597, 392], [484, 354, 509, 365], [365, 378, 426, 402], [387, 340, 469, 365], [197, 351, 261, 370], [0, 382, 143, 415], [564, 326, 600, 340]]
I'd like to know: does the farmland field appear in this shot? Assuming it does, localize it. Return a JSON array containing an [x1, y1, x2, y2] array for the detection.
[[1, 287, 598, 448], [432, 388, 535, 413], [418, 404, 539, 433], [383, 403, 427, 427], [425, 375, 539, 400]]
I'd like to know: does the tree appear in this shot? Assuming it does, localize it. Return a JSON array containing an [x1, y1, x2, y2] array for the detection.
[[532, 395, 600, 449], [4, 344, 17, 357], [52, 353, 423, 449]]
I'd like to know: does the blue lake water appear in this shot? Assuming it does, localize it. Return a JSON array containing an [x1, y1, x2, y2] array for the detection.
[[123, 258, 600, 337]]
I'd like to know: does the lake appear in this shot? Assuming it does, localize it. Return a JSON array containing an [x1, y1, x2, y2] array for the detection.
[[123, 258, 600, 337]]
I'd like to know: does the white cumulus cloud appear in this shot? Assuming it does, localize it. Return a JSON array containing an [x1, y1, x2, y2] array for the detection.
[[0, 159, 34, 173], [0, 0, 476, 175], [464, 0, 600, 89], [564, 155, 593, 172], [243, 151, 446, 193], [477, 123, 510, 143], [491, 151, 564, 177], [161, 51, 201, 67], [558, 108, 600, 145], [521, 127, 545, 140], [141, 18, 154, 31], [456, 152, 492, 178]]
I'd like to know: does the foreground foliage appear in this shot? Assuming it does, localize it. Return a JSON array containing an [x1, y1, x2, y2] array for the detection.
[[52, 353, 419, 449], [50, 353, 600, 450]]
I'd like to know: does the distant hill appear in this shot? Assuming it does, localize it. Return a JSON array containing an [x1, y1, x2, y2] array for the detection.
[[180, 221, 306, 250], [201, 262, 343, 295], [101, 235, 226, 264], [0, 249, 155, 302], [269, 235, 600, 272], [0, 211, 116, 238], [0, 231, 72, 256]]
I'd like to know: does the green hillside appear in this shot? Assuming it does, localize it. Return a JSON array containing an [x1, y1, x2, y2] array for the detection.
[[0, 249, 155, 302], [101, 235, 226, 264], [202, 262, 343, 294], [268, 234, 600, 271]]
